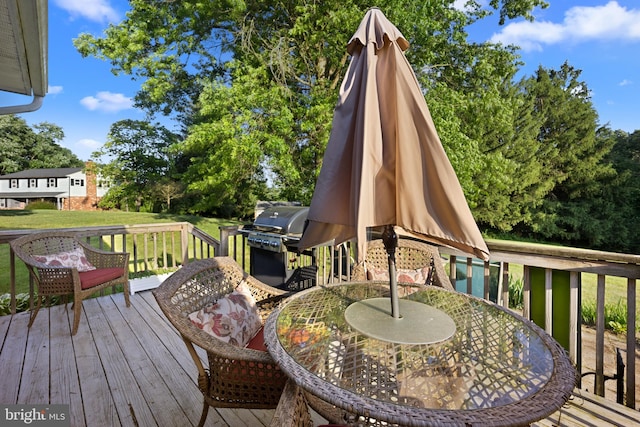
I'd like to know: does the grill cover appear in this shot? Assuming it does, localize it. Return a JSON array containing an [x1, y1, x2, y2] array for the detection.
[[253, 206, 309, 236]]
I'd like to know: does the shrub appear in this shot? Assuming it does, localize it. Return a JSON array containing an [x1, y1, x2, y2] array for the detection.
[[0, 293, 64, 315], [606, 300, 630, 334], [25, 200, 57, 210], [580, 299, 637, 335], [508, 277, 524, 309], [0, 293, 31, 315], [582, 300, 597, 326]]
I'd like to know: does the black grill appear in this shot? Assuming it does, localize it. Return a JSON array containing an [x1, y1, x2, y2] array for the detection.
[[245, 206, 316, 290]]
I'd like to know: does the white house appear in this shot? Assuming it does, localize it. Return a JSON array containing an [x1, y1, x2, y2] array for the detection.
[[0, 163, 109, 210]]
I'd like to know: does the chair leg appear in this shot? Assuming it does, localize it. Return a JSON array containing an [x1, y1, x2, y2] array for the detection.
[[71, 299, 82, 335], [197, 401, 209, 427], [123, 283, 131, 307], [27, 296, 43, 328]]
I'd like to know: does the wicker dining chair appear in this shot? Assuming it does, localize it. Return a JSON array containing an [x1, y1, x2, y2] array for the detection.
[[153, 257, 295, 427], [353, 238, 453, 290], [10, 231, 130, 335]]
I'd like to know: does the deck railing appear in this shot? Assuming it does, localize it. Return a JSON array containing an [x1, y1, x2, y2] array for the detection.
[[0, 222, 220, 315], [1, 223, 638, 409], [439, 241, 638, 409]]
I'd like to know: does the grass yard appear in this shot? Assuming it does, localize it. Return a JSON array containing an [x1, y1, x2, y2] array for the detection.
[[0, 209, 242, 236], [0, 210, 244, 295]]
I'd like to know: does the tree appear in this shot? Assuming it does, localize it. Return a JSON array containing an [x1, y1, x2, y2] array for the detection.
[[0, 115, 82, 175], [151, 178, 185, 212], [598, 129, 640, 253], [423, 47, 550, 232], [519, 63, 617, 246], [92, 119, 180, 211], [75, 0, 549, 217]]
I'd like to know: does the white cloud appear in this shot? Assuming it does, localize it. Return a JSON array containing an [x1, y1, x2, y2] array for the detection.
[[490, 1, 640, 51], [619, 79, 632, 86], [80, 91, 133, 112], [452, 0, 473, 12], [78, 138, 102, 149], [54, 0, 119, 23], [490, 21, 565, 51], [48, 85, 63, 95]]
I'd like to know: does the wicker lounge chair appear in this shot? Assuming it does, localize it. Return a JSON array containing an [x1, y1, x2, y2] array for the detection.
[[353, 238, 453, 290], [10, 231, 130, 335], [153, 257, 296, 427]]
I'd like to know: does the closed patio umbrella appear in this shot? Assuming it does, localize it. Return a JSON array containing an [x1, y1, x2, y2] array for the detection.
[[298, 8, 489, 331]]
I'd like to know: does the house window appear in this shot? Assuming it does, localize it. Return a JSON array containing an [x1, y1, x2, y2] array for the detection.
[[10, 179, 18, 188], [70, 178, 84, 187], [47, 178, 57, 187], [29, 178, 38, 188]]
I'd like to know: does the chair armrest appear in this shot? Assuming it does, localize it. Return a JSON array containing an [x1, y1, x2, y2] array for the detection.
[[78, 241, 129, 270]]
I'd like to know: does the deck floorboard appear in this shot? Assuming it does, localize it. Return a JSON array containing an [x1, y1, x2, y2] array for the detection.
[[1, 291, 638, 427], [0, 292, 279, 426]]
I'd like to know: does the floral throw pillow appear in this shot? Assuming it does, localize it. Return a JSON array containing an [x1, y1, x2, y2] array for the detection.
[[367, 265, 431, 285], [188, 280, 262, 347], [34, 247, 96, 272]]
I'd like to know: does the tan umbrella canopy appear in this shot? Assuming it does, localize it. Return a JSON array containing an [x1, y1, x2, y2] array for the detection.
[[298, 8, 489, 265]]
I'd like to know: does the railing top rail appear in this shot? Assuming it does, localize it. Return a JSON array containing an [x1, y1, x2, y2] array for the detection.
[[484, 238, 640, 265], [0, 222, 195, 244]]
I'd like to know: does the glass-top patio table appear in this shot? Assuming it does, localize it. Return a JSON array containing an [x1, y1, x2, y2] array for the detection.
[[264, 282, 576, 426]]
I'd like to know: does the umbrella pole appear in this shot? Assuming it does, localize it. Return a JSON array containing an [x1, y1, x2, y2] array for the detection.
[[382, 225, 400, 318]]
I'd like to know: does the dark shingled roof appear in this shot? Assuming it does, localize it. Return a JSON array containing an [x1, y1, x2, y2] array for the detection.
[[0, 168, 83, 179]]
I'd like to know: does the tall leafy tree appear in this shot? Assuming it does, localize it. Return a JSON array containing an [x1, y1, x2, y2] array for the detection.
[[0, 115, 82, 175], [92, 119, 180, 211], [598, 129, 640, 252], [75, 0, 548, 218], [520, 63, 617, 245], [179, 63, 282, 218]]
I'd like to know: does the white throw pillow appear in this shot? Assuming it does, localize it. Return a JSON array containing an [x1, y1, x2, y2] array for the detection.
[[34, 247, 96, 272], [188, 280, 262, 347], [367, 265, 431, 284]]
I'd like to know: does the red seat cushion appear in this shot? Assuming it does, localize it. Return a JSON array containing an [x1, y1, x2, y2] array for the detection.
[[245, 326, 267, 352], [79, 268, 125, 290]]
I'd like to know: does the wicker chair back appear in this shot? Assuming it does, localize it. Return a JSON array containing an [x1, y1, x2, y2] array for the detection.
[[153, 257, 298, 427], [353, 238, 453, 290]]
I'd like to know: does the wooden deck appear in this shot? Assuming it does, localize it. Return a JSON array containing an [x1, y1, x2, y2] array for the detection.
[[0, 291, 328, 426], [1, 291, 638, 427]]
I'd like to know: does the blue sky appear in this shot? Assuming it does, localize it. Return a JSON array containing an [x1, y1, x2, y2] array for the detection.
[[2, 0, 639, 161]]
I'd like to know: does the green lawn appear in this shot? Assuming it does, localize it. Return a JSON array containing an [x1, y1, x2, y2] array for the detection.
[[1, 209, 244, 295], [0, 209, 242, 237]]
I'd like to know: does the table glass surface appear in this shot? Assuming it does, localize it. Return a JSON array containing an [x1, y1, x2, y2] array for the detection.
[[265, 282, 574, 422]]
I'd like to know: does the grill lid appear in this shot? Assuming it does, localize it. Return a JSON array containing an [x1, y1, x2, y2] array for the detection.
[[253, 206, 309, 235]]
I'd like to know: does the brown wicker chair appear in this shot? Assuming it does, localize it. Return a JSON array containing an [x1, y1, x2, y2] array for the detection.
[[353, 238, 453, 290], [10, 231, 130, 335], [153, 257, 295, 427]]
